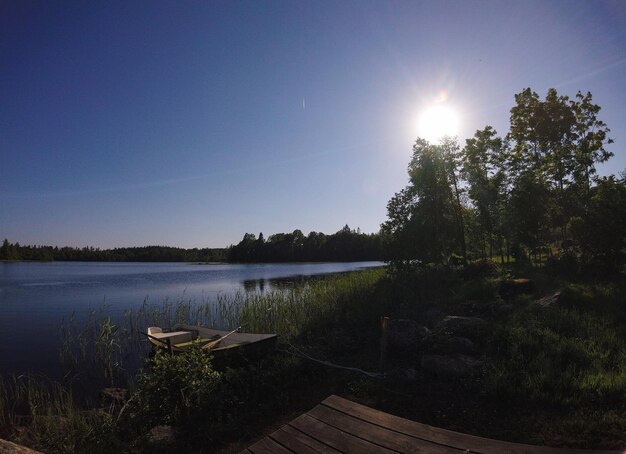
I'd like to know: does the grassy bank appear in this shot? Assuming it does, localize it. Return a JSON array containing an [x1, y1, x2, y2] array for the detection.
[[1, 265, 625, 452]]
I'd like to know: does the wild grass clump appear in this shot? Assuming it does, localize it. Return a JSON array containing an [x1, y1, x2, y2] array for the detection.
[[0, 375, 125, 454], [487, 290, 626, 408]]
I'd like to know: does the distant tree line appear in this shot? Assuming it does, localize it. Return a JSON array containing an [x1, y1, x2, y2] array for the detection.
[[228, 225, 383, 262], [0, 240, 228, 262], [383, 88, 626, 272], [0, 225, 383, 263]]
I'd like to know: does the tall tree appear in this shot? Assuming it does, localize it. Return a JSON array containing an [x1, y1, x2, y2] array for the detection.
[[507, 88, 612, 246], [441, 137, 468, 264], [382, 139, 461, 265], [462, 127, 507, 258]]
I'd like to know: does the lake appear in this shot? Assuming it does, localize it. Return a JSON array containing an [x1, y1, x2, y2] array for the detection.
[[0, 261, 382, 377]]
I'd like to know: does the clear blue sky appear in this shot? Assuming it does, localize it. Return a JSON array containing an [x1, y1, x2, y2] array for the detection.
[[1, 0, 625, 248]]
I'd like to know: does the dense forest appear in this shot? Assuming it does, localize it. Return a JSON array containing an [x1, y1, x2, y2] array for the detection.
[[0, 240, 228, 263], [0, 225, 383, 263], [228, 225, 382, 262], [383, 87, 626, 273]]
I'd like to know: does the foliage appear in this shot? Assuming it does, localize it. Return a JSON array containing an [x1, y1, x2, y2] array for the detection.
[[132, 349, 223, 427], [381, 138, 463, 265], [383, 87, 621, 271], [0, 375, 124, 454], [569, 175, 626, 271], [0, 241, 227, 262], [461, 127, 507, 259], [228, 225, 382, 262]]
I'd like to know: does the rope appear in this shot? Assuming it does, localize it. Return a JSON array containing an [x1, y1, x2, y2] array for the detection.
[[279, 345, 385, 379]]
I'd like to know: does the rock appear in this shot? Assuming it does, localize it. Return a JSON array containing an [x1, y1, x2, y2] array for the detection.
[[499, 278, 535, 298], [0, 439, 43, 454], [435, 316, 487, 339], [422, 305, 446, 327], [101, 387, 128, 403], [388, 319, 430, 351], [421, 354, 484, 378], [428, 336, 477, 355], [535, 291, 561, 307], [147, 425, 176, 445]]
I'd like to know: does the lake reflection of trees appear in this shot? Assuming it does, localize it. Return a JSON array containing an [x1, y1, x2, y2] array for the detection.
[[241, 273, 341, 293]]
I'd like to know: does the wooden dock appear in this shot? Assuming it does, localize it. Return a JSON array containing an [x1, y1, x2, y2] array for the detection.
[[242, 395, 623, 453]]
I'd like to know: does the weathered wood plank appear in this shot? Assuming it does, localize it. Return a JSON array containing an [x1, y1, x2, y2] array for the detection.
[[241, 396, 624, 454], [321, 395, 621, 454], [308, 404, 462, 453], [270, 425, 340, 453], [290, 414, 396, 454], [247, 436, 293, 454]]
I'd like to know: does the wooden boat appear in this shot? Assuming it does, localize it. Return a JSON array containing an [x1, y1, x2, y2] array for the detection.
[[145, 324, 278, 361]]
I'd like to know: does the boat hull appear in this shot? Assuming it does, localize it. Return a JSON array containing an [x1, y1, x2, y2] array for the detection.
[[146, 324, 278, 365]]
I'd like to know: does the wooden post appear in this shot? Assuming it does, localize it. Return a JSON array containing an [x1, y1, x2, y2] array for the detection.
[[166, 338, 173, 356], [377, 316, 390, 406], [379, 316, 390, 373]]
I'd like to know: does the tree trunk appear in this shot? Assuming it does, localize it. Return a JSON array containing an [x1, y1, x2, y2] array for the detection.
[[449, 167, 467, 265]]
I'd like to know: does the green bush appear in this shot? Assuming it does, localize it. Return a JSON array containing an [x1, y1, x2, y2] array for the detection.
[[133, 348, 224, 427]]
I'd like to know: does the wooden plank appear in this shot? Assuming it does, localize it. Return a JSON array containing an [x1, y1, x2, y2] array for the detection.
[[308, 404, 462, 453], [247, 436, 293, 454], [270, 425, 341, 453], [321, 396, 622, 454], [290, 414, 397, 454]]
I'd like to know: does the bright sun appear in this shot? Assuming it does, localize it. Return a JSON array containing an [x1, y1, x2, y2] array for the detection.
[[417, 105, 460, 142]]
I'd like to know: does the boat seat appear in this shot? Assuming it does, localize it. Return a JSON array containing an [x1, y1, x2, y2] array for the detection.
[[148, 329, 193, 345]]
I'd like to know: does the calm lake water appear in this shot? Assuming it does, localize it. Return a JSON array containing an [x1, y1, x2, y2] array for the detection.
[[0, 261, 382, 377]]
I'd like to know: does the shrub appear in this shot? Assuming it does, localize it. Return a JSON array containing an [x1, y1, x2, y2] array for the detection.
[[133, 348, 224, 427], [460, 259, 499, 280]]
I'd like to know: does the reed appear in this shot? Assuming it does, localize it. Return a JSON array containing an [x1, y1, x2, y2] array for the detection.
[[56, 268, 385, 387], [0, 374, 122, 454], [1, 268, 386, 452]]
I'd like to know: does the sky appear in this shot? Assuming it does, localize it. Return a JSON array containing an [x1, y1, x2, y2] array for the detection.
[[1, 0, 625, 249]]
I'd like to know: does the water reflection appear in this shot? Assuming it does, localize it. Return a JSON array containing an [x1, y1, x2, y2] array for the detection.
[[241, 272, 350, 292]]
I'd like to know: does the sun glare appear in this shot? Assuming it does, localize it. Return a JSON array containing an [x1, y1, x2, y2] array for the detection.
[[417, 105, 460, 143]]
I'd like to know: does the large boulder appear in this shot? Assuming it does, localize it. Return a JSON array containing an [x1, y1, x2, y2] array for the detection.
[[421, 305, 446, 327], [435, 316, 488, 339], [421, 354, 484, 378], [388, 319, 430, 352]]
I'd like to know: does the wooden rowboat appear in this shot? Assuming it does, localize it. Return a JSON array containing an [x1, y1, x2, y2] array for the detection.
[[145, 324, 278, 361]]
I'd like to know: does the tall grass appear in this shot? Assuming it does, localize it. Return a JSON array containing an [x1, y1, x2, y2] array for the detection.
[[487, 282, 626, 408], [57, 268, 386, 387], [0, 374, 123, 454], [1, 268, 386, 452]]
